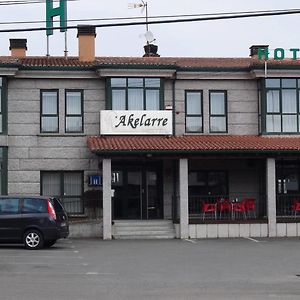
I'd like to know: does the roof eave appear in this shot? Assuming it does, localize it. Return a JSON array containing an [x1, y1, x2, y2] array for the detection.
[[89, 149, 300, 156]]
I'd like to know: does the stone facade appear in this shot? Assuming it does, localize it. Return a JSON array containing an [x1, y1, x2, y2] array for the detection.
[[4, 71, 262, 198], [0, 57, 299, 240]]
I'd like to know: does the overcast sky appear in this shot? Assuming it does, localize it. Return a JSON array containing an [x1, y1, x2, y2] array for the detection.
[[0, 0, 299, 58]]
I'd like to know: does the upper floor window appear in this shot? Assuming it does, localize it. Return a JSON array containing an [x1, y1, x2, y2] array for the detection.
[[109, 78, 162, 110], [0, 147, 7, 195], [185, 91, 203, 133], [265, 78, 300, 133], [209, 91, 227, 133], [65, 90, 83, 133], [0, 77, 7, 135], [0, 78, 2, 133], [41, 90, 58, 133]]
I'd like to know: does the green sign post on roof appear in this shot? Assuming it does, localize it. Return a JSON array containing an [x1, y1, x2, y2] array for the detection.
[[258, 47, 300, 61], [46, 0, 67, 36]]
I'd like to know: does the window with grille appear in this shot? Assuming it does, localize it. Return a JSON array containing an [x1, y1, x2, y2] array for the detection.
[[41, 171, 83, 214]]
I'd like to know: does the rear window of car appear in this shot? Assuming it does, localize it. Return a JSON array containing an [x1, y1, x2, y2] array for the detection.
[[51, 198, 64, 213], [22, 198, 47, 213], [0, 198, 20, 214]]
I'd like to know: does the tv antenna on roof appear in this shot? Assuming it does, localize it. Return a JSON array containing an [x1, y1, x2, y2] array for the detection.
[[129, 1, 155, 45]]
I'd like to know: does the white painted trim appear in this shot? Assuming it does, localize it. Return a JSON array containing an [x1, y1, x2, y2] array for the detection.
[[179, 158, 189, 239], [0, 68, 18, 76], [103, 158, 112, 240], [98, 69, 175, 78], [176, 71, 255, 80], [266, 158, 276, 237], [187, 223, 300, 239], [14, 70, 99, 79], [252, 69, 300, 78]]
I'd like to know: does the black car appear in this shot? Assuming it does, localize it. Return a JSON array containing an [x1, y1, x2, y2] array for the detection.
[[0, 196, 69, 249]]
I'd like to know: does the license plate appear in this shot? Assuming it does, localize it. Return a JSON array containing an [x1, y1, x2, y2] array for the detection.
[[61, 222, 67, 227]]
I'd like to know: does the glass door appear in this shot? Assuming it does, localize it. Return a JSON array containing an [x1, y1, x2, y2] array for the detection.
[[112, 169, 142, 219], [112, 163, 162, 220], [145, 171, 160, 219], [127, 171, 142, 219]]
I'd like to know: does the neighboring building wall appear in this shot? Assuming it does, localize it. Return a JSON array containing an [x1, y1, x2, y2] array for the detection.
[[7, 77, 104, 196]]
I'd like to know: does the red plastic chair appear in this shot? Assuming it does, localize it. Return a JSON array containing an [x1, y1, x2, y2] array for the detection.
[[244, 198, 256, 218], [231, 200, 247, 220], [217, 198, 231, 218], [202, 202, 217, 220], [292, 200, 300, 218]]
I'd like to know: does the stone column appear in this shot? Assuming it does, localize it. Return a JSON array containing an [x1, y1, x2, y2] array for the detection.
[[266, 158, 276, 237], [179, 158, 189, 239], [103, 158, 112, 240]]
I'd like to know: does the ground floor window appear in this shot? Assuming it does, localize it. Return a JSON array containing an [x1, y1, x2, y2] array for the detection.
[[188, 170, 228, 196], [188, 170, 228, 217], [276, 160, 300, 219], [41, 171, 83, 214], [187, 164, 266, 221]]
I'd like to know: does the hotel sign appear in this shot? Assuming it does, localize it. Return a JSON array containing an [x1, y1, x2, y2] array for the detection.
[[100, 110, 172, 135], [258, 47, 300, 61], [46, 0, 67, 36]]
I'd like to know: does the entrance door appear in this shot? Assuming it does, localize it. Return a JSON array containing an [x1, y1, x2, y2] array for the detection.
[[112, 163, 162, 220]]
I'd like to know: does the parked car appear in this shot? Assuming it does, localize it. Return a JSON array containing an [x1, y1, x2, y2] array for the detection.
[[0, 196, 69, 249]]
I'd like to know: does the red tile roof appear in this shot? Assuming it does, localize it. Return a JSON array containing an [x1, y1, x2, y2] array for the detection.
[[0, 56, 95, 67], [0, 56, 300, 69], [87, 135, 300, 154]]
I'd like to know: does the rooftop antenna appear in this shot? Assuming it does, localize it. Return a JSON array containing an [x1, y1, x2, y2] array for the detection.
[[129, 0, 155, 45]]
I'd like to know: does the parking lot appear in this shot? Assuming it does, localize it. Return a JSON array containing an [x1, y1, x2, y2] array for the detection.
[[0, 237, 300, 300]]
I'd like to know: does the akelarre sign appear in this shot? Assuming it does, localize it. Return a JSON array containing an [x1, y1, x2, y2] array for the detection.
[[100, 111, 172, 135]]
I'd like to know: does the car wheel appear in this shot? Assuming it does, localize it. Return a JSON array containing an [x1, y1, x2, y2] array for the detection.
[[23, 230, 44, 250], [44, 240, 57, 248]]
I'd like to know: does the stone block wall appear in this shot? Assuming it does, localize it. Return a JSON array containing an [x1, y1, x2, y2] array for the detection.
[[6, 77, 104, 196]]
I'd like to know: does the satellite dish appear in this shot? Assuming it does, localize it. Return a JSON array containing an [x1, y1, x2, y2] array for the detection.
[[145, 31, 155, 43]]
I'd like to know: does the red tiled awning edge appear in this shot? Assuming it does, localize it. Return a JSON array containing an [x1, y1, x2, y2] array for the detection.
[[87, 135, 300, 153]]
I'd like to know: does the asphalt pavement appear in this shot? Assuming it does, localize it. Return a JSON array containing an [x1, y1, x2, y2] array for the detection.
[[0, 237, 300, 300]]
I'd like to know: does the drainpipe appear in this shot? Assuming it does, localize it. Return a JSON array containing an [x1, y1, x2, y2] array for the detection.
[[172, 159, 178, 222], [172, 71, 177, 136], [172, 71, 177, 222]]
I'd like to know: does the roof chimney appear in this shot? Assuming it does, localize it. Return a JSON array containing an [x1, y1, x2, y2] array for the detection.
[[249, 45, 269, 58], [9, 39, 27, 58], [77, 25, 96, 62], [143, 44, 160, 57]]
